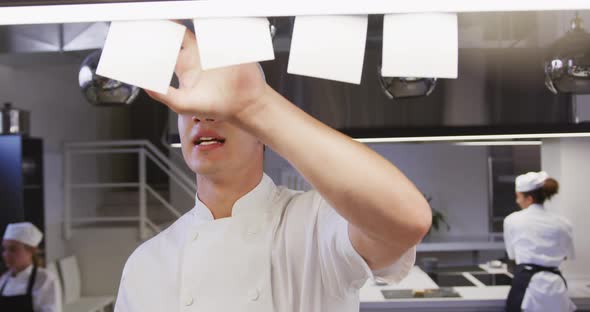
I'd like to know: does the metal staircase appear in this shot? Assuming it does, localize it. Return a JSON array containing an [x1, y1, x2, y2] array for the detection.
[[63, 140, 196, 240]]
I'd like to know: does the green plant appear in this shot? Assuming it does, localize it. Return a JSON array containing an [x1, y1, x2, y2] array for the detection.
[[423, 194, 451, 235]]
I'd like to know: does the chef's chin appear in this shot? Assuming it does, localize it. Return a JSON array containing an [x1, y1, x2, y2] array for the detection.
[[190, 159, 226, 176]]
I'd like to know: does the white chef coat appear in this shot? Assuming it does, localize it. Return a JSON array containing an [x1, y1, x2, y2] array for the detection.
[[504, 204, 576, 312], [115, 173, 415, 312], [0, 264, 63, 312]]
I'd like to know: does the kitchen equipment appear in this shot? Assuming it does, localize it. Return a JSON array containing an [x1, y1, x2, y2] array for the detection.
[[382, 288, 461, 299], [78, 50, 140, 106], [545, 13, 590, 94], [432, 265, 486, 273], [373, 277, 390, 286], [419, 257, 439, 273], [471, 273, 513, 286], [428, 273, 476, 287], [381, 289, 414, 299], [488, 260, 504, 268], [378, 66, 437, 100], [1, 102, 30, 135]]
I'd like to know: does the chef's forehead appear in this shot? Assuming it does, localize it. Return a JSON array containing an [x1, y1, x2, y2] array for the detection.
[[2, 239, 24, 247]]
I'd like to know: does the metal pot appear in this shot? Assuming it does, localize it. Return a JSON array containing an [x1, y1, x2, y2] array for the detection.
[[1, 102, 30, 135]]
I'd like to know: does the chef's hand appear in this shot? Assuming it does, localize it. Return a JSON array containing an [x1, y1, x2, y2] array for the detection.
[[145, 28, 268, 121]]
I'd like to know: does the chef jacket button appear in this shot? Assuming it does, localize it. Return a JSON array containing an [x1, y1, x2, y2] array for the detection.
[[248, 288, 260, 301], [247, 226, 258, 235], [192, 232, 199, 241], [185, 296, 194, 306]]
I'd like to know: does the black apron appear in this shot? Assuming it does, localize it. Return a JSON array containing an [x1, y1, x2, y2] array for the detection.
[[506, 263, 568, 312], [0, 266, 37, 312]]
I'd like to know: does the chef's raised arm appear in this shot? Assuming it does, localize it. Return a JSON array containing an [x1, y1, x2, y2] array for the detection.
[[148, 28, 431, 274]]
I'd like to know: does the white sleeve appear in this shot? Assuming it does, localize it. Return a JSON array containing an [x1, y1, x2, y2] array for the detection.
[[503, 217, 515, 260], [35, 270, 62, 312], [316, 195, 415, 295], [114, 262, 132, 312]]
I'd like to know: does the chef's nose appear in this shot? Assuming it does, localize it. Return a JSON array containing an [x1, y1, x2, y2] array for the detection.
[[192, 116, 215, 123]]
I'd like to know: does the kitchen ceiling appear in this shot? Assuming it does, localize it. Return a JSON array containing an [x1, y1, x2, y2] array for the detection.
[[0, 11, 588, 137]]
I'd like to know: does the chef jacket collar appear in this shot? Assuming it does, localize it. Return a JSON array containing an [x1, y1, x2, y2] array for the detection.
[[9, 264, 33, 279], [192, 173, 278, 221], [527, 203, 545, 212]]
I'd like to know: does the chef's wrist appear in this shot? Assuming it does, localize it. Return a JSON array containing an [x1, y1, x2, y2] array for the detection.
[[232, 83, 275, 132]]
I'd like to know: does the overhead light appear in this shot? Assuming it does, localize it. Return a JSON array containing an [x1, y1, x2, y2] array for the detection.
[[454, 141, 542, 146], [79, 50, 140, 106], [171, 143, 182, 148], [2, 0, 590, 25], [379, 70, 437, 99], [545, 12, 590, 94], [269, 17, 278, 39], [355, 132, 590, 143]]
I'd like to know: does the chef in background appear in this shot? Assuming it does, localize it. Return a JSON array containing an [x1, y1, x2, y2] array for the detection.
[[0, 222, 62, 312], [504, 171, 575, 312]]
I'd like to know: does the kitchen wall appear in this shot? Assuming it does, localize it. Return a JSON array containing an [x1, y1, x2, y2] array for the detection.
[[542, 136, 590, 280], [575, 95, 590, 123], [374, 143, 491, 236], [264, 142, 491, 236]]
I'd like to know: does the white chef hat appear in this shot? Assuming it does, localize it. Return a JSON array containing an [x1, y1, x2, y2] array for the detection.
[[3, 222, 43, 247], [515, 171, 549, 193]]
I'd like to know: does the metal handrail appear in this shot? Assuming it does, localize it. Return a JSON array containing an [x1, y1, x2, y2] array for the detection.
[[71, 217, 140, 224], [144, 152, 195, 198], [144, 219, 161, 234], [66, 140, 195, 190], [146, 185, 182, 219], [64, 140, 195, 240]]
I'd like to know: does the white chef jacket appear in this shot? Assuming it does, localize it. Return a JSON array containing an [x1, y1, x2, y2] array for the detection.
[[115, 173, 415, 312], [0, 264, 63, 312], [504, 204, 576, 312]]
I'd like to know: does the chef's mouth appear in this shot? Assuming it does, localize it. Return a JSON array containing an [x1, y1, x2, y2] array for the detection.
[[194, 137, 226, 146]]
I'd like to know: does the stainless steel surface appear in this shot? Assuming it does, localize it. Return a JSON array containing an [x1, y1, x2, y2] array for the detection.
[[471, 273, 513, 286], [419, 257, 439, 274], [378, 71, 438, 100], [0, 22, 108, 54], [382, 288, 461, 299], [0, 13, 579, 130], [262, 48, 572, 130], [428, 273, 476, 287], [78, 50, 140, 106], [432, 265, 486, 273], [1, 102, 30, 135]]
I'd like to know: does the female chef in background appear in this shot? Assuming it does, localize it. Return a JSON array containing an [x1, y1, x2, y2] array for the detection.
[[0, 222, 62, 312], [504, 171, 576, 312]]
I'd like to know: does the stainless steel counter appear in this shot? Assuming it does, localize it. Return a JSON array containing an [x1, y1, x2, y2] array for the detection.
[[360, 265, 590, 312]]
